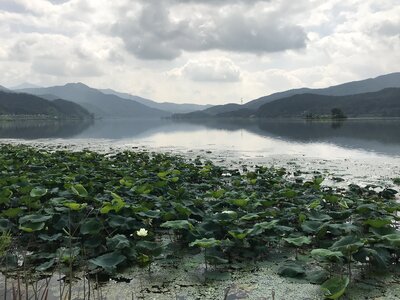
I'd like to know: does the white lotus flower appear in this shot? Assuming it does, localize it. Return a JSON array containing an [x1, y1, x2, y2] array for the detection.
[[136, 228, 148, 237]]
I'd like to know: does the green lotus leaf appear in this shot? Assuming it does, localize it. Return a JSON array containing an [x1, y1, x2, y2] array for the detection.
[[364, 218, 392, 228], [278, 261, 306, 278], [2, 207, 23, 218], [38, 233, 63, 241], [251, 220, 279, 235], [330, 236, 364, 255], [228, 230, 250, 240], [189, 238, 221, 249], [64, 202, 87, 211], [90, 252, 126, 272], [284, 236, 312, 247], [80, 218, 102, 235], [382, 233, 400, 246], [308, 211, 332, 221], [300, 220, 323, 234], [0, 218, 12, 232], [71, 184, 88, 198], [136, 241, 163, 256], [212, 189, 225, 199], [240, 213, 261, 221], [230, 198, 249, 207], [306, 269, 329, 284], [30, 187, 47, 198], [19, 214, 52, 224], [321, 276, 349, 299], [283, 189, 297, 198], [311, 249, 343, 261], [107, 234, 130, 250], [19, 222, 45, 232], [36, 259, 55, 272], [137, 210, 161, 218], [160, 220, 194, 231], [0, 189, 13, 205]]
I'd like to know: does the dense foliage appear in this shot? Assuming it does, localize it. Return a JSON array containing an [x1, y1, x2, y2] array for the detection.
[[0, 145, 399, 298]]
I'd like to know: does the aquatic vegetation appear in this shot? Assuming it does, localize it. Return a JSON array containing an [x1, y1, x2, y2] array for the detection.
[[0, 144, 399, 299]]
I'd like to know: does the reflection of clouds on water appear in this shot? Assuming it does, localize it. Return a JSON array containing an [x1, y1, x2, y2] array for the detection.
[[2, 119, 400, 158]]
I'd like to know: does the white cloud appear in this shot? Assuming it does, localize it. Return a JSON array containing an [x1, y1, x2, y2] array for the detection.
[[0, 0, 399, 104], [169, 58, 241, 82], [111, 1, 308, 60]]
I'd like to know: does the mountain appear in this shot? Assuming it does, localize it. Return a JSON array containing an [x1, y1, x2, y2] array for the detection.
[[99, 88, 212, 113], [255, 88, 400, 118], [172, 72, 400, 119], [17, 83, 170, 119], [172, 103, 242, 119], [0, 85, 9, 92], [245, 72, 400, 109], [0, 91, 92, 119]]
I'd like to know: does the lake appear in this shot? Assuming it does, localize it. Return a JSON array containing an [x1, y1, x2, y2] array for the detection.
[[1, 118, 400, 188]]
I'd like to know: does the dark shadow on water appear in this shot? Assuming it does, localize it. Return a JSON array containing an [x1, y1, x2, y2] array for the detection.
[[0, 119, 93, 139]]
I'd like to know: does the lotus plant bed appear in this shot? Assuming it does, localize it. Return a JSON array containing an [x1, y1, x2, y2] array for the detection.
[[0, 144, 399, 299]]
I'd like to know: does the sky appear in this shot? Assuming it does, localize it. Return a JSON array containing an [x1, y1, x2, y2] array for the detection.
[[0, 0, 399, 104]]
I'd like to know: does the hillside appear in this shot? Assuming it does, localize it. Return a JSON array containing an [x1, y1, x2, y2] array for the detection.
[[0, 91, 92, 119], [17, 83, 170, 119], [100, 88, 212, 113], [255, 88, 400, 118], [246, 72, 400, 109], [172, 72, 400, 119], [172, 103, 242, 119], [0, 85, 9, 92]]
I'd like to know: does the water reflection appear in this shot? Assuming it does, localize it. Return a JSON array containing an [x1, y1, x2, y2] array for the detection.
[[1, 118, 400, 158], [0, 119, 93, 139]]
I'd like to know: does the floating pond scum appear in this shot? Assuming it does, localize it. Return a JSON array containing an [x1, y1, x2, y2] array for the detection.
[[0, 144, 400, 299]]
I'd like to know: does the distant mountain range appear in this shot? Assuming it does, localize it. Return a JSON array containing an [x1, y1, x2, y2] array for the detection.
[[99, 88, 212, 113], [17, 83, 170, 119], [14, 83, 212, 118], [173, 72, 400, 119], [3, 72, 400, 120], [0, 85, 9, 92], [255, 88, 400, 118], [245, 72, 400, 109], [0, 90, 92, 119]]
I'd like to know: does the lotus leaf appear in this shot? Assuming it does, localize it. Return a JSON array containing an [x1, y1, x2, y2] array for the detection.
[[321, 276, 349, 299], [30, 187, 47, 198], [278, 261, 306, 278], [160, 220, 194, 231], [190, 238, 221, 248], [71, 184, 88, 197], [90, 252, 126, 272], [284, 236, 312, 247]]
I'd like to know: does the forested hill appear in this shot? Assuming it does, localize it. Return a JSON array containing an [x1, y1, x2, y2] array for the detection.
[[0, 91, 92, 119], [255, 88, 400, 118]]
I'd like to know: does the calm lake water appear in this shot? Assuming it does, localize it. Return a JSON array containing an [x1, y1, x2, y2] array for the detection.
[[1, 118, 400, 158], [1, 118, 400, 189]]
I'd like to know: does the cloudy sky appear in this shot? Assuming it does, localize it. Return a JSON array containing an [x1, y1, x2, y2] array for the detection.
[[0, 0, 399, 104]]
